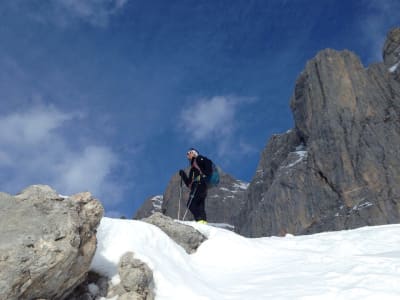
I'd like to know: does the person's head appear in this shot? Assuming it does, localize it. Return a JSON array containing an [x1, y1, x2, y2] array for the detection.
[[186, 148, 199, 160]]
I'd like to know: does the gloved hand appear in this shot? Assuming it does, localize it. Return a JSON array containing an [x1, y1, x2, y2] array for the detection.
[[179, 169, 185, 177]]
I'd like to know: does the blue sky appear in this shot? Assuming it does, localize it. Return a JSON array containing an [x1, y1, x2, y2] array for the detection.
[[0, 0, 399, 218]]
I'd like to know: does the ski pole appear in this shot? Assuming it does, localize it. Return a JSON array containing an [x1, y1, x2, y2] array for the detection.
[[182, 185, 197, 221], [178, 178, 182, 220]]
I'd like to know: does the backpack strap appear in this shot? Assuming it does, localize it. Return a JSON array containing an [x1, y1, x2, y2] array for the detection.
[[192, 158, 207, 183], [192, 158, 203, 175]]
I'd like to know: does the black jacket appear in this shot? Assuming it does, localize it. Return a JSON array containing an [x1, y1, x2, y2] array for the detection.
[[181, 155, 211, 188]]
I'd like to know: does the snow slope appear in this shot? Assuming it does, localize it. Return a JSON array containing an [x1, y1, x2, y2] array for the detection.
[[91, 218, 400, 300]]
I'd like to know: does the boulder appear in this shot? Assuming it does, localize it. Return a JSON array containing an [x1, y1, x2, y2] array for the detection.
[[72, 253, 154, 300], [142, 213, 206, 254], [0, 185, 104, 299], [108, 252, 154, 300]]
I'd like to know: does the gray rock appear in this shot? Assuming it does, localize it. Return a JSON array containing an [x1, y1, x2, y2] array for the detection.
[[107, 282, 127, 299], [118, 291, 148, 300], [142, 213, 206, 254], [0, 185, 104, 299], [383, 27, 400, 61], [234, 130, 301, 235], [105, 252, 154, 300], [15, 184, 61, 201], [119, 252, 154, 300], [383, 27, 400, 78], [119, 252, 153, 293], [238, 28, 400, 237], [135, 195, 164, 219]]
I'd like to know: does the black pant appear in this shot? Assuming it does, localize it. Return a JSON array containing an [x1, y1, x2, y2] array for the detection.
[[188, 181, 207, 221]]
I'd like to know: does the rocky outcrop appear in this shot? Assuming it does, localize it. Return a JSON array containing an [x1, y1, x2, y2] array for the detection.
[[136, 169, 248, 226], [118, 252, 154, 300], [70, 253, 154, 300], [237, 28, 400, 237], [135, 195, 164, 219], [383, 28, 400, 80], [142, 213, 206, 254], [0, 185, 103, 300], [107, 252, 154, 300]]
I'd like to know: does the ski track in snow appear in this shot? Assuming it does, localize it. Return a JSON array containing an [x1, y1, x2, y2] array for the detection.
[[91, 218, 400, 300]]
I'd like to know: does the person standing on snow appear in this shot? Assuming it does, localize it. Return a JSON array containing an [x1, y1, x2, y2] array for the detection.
[[179, 148, 210, 224]]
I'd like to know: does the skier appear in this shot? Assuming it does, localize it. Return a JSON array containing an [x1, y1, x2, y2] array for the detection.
[[179, 148, 211, 224]]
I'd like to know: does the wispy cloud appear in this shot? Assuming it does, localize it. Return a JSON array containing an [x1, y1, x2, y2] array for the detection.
[[54, 146, 118, 197], [360, 0, 400, 62], [180, 96, 236, 141], [0, 104, 121, 205], [0, 105, 74, 145], [56, 0, 129, 27], [13, 0, 130, 28], [179, 96, 257, 158]]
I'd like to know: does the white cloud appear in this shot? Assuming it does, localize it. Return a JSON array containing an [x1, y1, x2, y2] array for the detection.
[[0, 104, 121, 205], [19, 0, 130, 28], [0, 150, 12, 166], [115, 0, 129, 9], [0, 105, 73, 145], [55, 146, 118, 196], [180, 96, 236, 141], [56, 0, 129, 27], [179, 96, 258, 159]]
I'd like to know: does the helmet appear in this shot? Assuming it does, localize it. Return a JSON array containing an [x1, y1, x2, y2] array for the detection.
[[187, 148, 199, 157]]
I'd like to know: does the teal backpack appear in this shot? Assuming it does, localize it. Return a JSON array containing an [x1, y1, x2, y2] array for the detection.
[[207, 162, 220, 188], [193, 156, 220, 188]]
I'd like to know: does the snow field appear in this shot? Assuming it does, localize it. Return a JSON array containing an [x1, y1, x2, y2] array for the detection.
[[91, 217, 400, 300]]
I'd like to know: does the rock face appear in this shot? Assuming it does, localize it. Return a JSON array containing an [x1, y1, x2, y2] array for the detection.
[[237, 28, 400, 237], [383, 28, 400, 80], [135, 195, 164, 219], [135, 28, 400, 238], [135, 169, 248, 226], [142, 213, 206, 254], [0, 185, 104, 299]]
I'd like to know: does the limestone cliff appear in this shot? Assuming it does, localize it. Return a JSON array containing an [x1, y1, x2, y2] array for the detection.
[[237, 28, 400, 237]]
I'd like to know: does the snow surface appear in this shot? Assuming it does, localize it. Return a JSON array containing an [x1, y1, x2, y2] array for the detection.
[[283, 150, 308, 169], [91, 217, 400, 300], [389, 61, 399, 73], [232, 181, 249, 190]]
